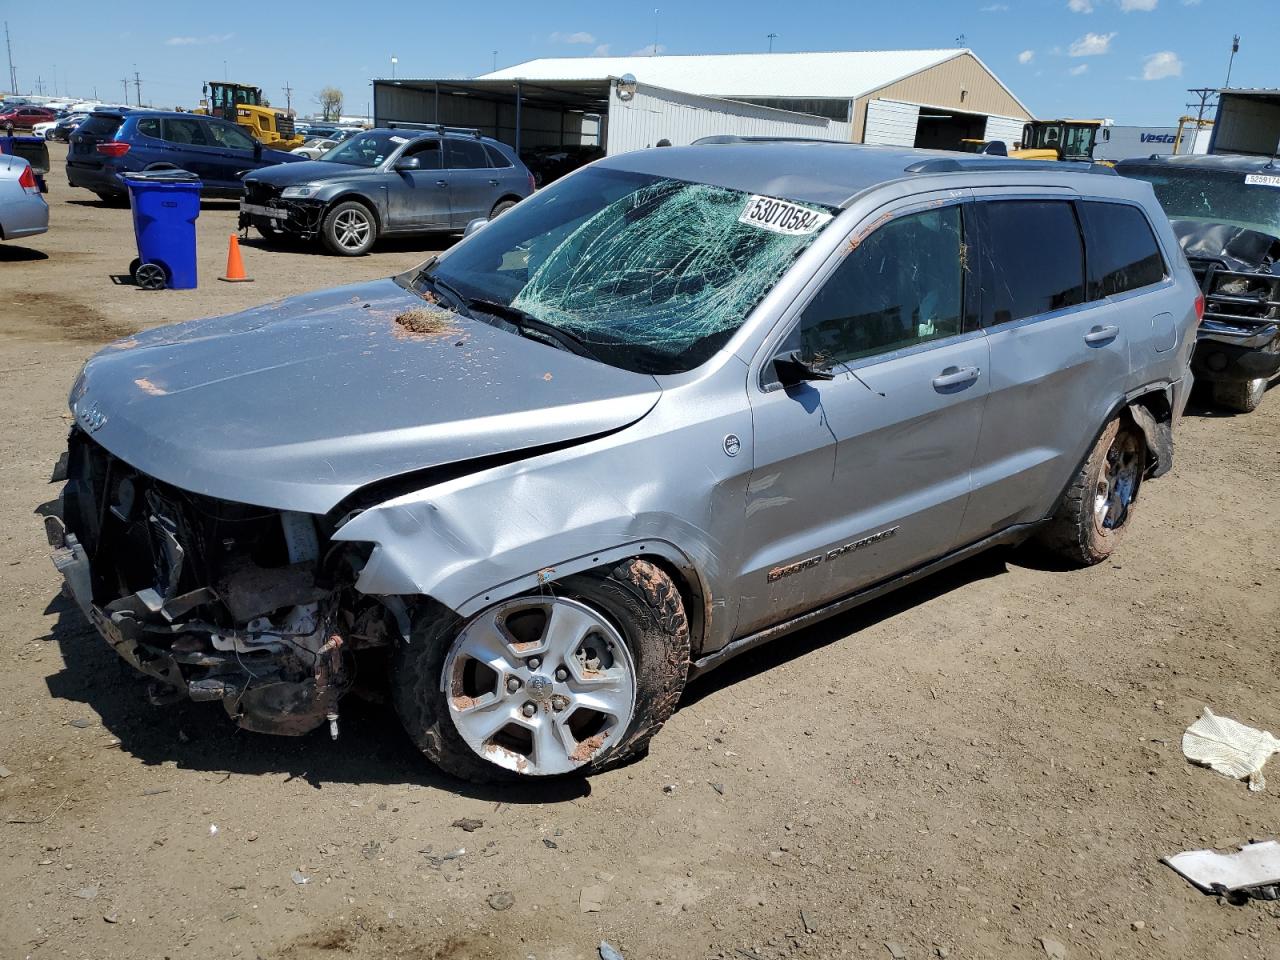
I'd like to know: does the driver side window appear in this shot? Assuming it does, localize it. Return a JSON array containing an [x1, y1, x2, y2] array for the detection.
[[781, 205, 966, 369], [401, 138, 442, 169]]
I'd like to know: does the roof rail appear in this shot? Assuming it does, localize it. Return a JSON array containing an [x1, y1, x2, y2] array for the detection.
[[692, 135, 835, 146], [904, 157, 1117, 175], [384, 121, 483, 139]]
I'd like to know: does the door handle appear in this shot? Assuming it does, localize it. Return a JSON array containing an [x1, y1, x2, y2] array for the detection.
[[932, 365, 981, 390], [1084, 324, 1120, 345], [488, 178, 499, 186], [435, 179, 448, 187]]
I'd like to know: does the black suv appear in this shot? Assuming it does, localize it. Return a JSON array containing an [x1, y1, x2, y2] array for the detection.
[[1118, 154, 1280, 413]]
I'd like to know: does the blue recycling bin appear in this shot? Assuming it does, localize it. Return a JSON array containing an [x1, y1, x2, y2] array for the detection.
[[122, 170, 202, 290]]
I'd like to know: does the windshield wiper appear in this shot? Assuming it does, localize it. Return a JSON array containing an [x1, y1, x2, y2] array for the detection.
[[464, 296, 602, 362], [413, 267, 468, 311]]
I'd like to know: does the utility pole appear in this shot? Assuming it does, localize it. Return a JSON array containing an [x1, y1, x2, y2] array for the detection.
[[767, 32, 778, 53], [133, 69, 142, 107], [652, 8, 660, 56], [121, 76, 130, 106], [1224, 34, 1240, 89], [5, 21, 17, 96], [35, 74, 43, 95], [1186, 87, 1218, 124], [282, 81, 293, 113], [52, 63, 56, 96], [492, 50, 498, 72]]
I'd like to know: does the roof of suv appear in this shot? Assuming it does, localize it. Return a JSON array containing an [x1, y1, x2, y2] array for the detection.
[[1116, 153, 1280, 174], [598, 141, 1117, 208]]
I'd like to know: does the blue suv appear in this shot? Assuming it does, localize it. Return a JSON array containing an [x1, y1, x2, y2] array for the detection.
[[67, 110, 301, 202]]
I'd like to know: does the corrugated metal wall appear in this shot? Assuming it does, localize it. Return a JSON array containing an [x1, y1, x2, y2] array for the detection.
[[1210, 94, 1280, 156], [852, 52, 1032, 141], [374, 83, 593, 149], [606, 82, 853, 154], [983, 115, 1026, 149], [863, 99, 921, 146]]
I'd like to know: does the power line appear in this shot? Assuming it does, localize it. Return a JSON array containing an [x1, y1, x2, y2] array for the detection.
[[5, 21, 17, 95]]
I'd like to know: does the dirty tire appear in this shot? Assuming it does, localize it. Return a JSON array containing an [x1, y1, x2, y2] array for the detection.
[[392, 560, 691, 783], [1211, 377, 1267, 414], [489, 198, 518, 219], [1037, 417, 1142, 566], [321, 200, 377, 256]]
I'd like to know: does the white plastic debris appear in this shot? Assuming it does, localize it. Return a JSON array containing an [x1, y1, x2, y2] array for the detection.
[[1164, 840, 1280, 895], [1182, 708, 1280, 792]]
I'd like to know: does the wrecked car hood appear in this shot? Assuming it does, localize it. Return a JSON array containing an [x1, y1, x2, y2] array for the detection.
[[245, 160, 369, 187], [1171, 219, 1280, 274], [70, 280, 662, 514]]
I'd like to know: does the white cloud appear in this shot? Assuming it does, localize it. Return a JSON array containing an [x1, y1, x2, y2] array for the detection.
[[591, 44, 611, 56], [629, 44, 667, 56], [1069, 31, 1116, 56], [1143, 50, 1183, 79], [550, 31, 596, 44], [1070, 63, 1089, 75], [1120, 0, 1157, 10], [164, 33, 233, 46], [1067, 0, 1093, 12], [1018, 49, 1035, 64]]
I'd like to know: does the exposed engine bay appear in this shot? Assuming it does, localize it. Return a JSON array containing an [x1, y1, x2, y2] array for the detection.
[[49, 429, 399, 737], [1172, 219, 1280, 329]]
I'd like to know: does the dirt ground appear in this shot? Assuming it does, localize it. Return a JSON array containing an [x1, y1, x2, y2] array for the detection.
[[1, 144, 1278, 960]]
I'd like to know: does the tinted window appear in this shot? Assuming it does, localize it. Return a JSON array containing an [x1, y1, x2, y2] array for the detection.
[[446, 138, 490, 169], [484, 144, 514, 168], [162, 118, 210, 147], [208, 121, 256, 151], [135, 118, 161, 138], [401, 138, 442, 169], [788, 206, 965, 367], [980, 200, 1085, 325], [1080, 201, 1165, 298], [77, 115, 123, 138]]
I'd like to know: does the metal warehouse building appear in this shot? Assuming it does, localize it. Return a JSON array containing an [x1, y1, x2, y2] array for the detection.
[[371, 48, 1033, 157]]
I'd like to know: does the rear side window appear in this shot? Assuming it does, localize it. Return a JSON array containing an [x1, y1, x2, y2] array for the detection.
[[484, 144, 513, 168], [1079, 201, 1166, 298], [445, 138, 490, 169], [980, 200, 1085, 326], [162, 118, 210, 147], [77, 115, 124, 138], [135, 118, 161, 138], [789, 205, 966, 366]]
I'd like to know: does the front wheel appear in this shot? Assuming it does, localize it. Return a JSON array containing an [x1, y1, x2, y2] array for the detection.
[[1038, 416, 1145, 566], [1212, 377, 1267, 414], [393, 560, 690, 782], [321, 200, 376, 256]]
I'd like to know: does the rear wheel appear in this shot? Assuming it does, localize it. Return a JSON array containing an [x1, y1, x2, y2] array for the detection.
[[1038, 416, 1144, 566], [489, 198, 518, 219], [393, 560, 690, 782], [1211, 377, 1267, 414], [321, 200, 376, 256]]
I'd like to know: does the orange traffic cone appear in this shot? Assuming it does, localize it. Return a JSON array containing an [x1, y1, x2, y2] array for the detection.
[[218, 233, 253, 283]]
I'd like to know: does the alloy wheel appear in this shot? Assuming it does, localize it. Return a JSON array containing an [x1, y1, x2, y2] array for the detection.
[[1094, 429, 1142, 532], [442, 596, 637, 776], [334, 209, 371, 250]]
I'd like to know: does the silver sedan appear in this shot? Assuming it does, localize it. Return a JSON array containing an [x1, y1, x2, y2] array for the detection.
[[0, 155, 48, 241]]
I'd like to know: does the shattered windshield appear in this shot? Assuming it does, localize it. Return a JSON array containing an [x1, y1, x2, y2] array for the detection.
[[415, 167, 835, 374], [1123, 167, 1280, 237], [320, 131, 410, 167]]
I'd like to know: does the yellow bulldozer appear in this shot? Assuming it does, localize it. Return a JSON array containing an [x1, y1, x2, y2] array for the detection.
[[197, 82, 304, 150], [1009, 119, 1112, 162]]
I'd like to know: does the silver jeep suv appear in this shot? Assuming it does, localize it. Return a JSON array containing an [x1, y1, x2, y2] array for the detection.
[[48, 142, 1200, 781]]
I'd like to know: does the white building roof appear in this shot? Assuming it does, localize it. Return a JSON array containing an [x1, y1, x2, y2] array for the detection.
[[482, 49, 970, 101]]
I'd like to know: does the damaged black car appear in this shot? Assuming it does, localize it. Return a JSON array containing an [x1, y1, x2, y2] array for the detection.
[[1118, 154, 1280, 413]]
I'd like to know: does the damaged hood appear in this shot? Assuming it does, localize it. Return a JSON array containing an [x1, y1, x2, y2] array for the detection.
[[1171, 219, 1280, 274], [70, 279, 662, 514], [245, 160, 371, 187]]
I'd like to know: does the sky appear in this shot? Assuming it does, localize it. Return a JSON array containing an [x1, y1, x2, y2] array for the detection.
[[3, 0, 1274, 125]]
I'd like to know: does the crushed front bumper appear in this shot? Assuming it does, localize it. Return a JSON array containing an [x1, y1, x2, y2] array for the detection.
[[238, 198, 324, 239], [1192, 323, 1280, 384]]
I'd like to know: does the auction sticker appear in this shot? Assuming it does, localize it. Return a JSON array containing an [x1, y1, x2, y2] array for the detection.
[[1245, 173, 1280, 188], [739, 195, 833, 235]]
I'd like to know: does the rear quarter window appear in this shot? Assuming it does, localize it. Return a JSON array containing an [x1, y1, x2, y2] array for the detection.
[[979, 199, 1086, 326], [77, 115, 124, 138], [1079, 201, 1166, 297], [135, 118, 161, 139], [484, 144, 514, 168]]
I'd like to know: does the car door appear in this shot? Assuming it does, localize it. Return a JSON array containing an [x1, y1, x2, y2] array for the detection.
[[444, 138, 497, 227], [205, 118, 262, 188], [159, 116, 221, 185], [383, 137, 450, 231], [957, 194, 1132, 541], [734, 196, 990, 637]]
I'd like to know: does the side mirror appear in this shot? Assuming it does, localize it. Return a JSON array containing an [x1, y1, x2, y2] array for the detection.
[[394, 156, 421, 171], [252, 139, 262, 158], [463, 217, 489, 238], [774, 351, 835, 387]]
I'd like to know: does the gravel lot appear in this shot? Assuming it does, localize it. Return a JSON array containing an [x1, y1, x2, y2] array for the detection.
[[1, 144, 1278, 960]]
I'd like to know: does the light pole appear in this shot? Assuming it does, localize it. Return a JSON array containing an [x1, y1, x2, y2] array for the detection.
[[390, 56, 397, 79], [1225, 35, 1240, 89]]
